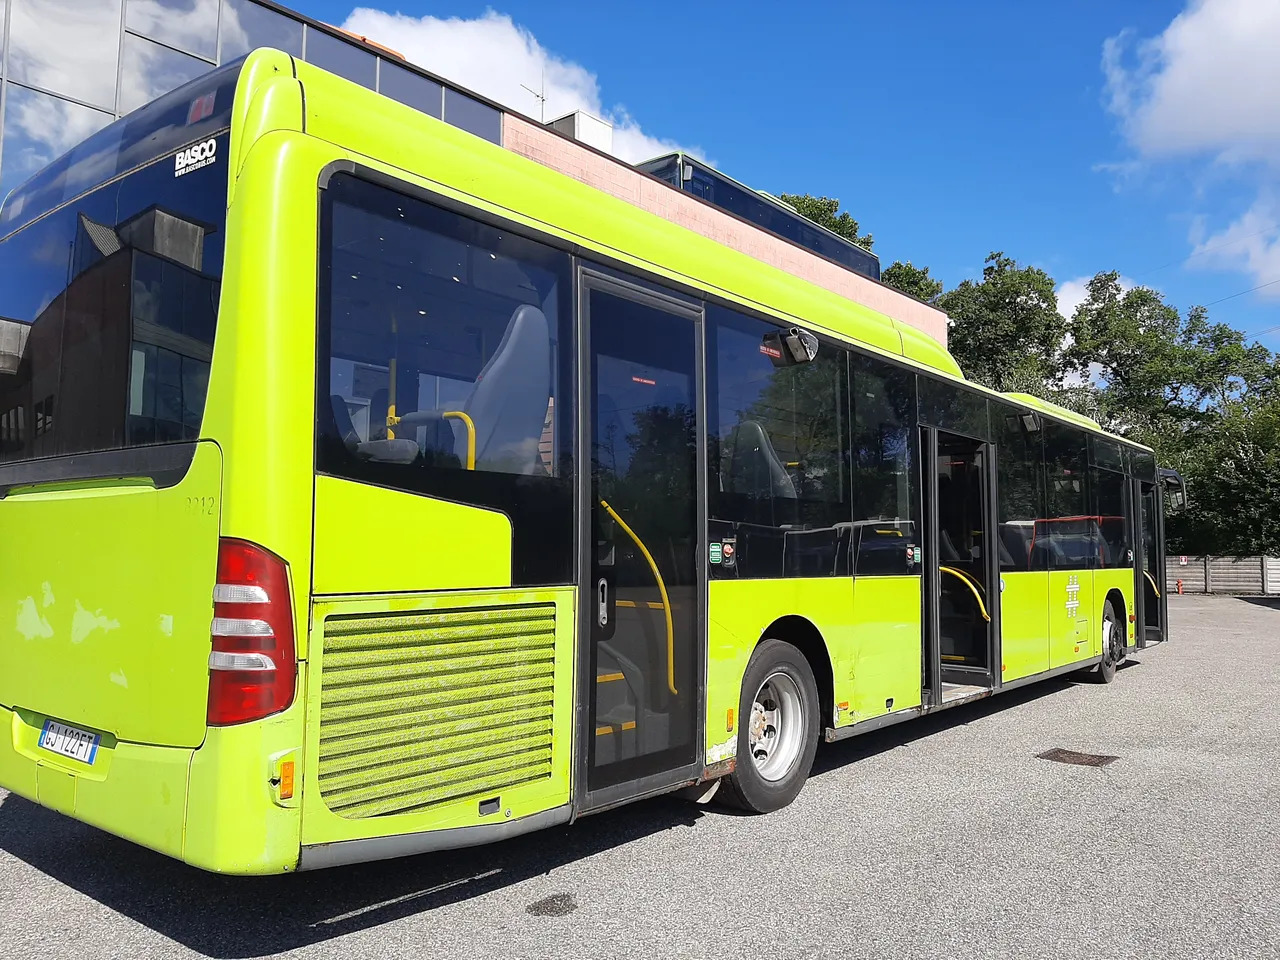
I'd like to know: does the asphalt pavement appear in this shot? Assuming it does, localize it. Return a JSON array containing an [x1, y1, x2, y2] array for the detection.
[[2, 594, 1277, 959]]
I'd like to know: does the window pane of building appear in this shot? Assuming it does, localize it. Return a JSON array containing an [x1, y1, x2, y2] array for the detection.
[[125, 0, 218, 61], [444, 88, 501, 144], [707, 306, 850, 579], [379, 59, 441, 118], [993, 403, 1045, 572], [119, 33, 209, 115], [850, 353, 918, 575], [304, 26, 375, 89], [0, 82, 113, 204], [219, 0, 302, 60], [9, 0, 123, 110]]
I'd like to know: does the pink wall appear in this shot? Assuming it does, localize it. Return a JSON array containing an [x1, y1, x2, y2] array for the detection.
[[502, 114, 949, 345]]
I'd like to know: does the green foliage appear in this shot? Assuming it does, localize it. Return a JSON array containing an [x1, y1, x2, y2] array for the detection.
[[937, 253, 1063, 392], [882, 260, 943, 303], [777, 194, 873, 251], [1165, 395, 1280, 555]]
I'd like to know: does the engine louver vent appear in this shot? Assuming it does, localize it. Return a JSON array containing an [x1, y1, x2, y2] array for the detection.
[[318, 602, 556, 819]]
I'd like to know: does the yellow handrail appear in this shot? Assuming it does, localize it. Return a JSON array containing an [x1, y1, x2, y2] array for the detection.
[[600, 498, 677, 696], [443, 411, 476, 470], [939, 565, 991, 622], [1143, 570, 1161, 598], [384, 409, 476, 470]]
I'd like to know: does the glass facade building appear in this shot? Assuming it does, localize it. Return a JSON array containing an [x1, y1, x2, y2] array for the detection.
[[0, 0, 501, 204]]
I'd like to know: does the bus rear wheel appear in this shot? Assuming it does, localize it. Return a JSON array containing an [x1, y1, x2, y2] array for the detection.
[[719, 640, 819, 813], [1096, 599, 1121, 684]]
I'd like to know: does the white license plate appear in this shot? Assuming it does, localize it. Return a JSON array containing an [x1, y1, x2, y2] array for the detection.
[[38, 719, 100, 765]]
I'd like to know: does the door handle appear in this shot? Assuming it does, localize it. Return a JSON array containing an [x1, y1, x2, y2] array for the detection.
[[597, 578, 609, 627]]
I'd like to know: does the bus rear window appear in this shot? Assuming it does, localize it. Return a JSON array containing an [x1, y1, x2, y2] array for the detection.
[[0, 136, 228, 464], [0, 60, 242, 235]]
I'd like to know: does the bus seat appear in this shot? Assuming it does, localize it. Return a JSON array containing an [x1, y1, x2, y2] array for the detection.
[[464, 303, 551, 474], [939, 528, 964, 564], [328, 394, 419, 463], [997, 531, 1015, 568], [329, 394, 361, 452], [725, 419, 797, 500]]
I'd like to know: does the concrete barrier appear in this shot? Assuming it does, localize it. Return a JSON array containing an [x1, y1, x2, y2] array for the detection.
[[1165, 556, 1280, 595]]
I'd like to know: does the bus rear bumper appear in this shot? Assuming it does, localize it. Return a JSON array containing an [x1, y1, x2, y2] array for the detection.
[[0, 703, 191, 861], [0, 703, 304, 875]]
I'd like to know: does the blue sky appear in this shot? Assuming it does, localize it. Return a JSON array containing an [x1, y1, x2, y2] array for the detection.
[[300, 0, 1280, 348]]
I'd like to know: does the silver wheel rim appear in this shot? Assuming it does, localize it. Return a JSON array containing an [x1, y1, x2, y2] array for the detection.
[[1102, 612, 1118, 665], [748, 671, 804, 782]]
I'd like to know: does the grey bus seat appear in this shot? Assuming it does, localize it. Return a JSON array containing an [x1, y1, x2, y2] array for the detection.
[[393, 303, 552, 473], [328, 394, 418, 463], [464, 303, 551, 474], [724, 419, 797, 500], [329, 394, 361, 452]]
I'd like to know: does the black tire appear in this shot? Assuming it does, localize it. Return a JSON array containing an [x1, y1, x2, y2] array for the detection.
[[1096, 599, 1120, 684], [719, 639, 820, 813]]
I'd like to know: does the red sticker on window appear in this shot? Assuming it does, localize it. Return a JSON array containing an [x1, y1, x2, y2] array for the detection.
[[631, 376, 656, 386], [760, 344, 782, 359], [187, 92, 216, 125]]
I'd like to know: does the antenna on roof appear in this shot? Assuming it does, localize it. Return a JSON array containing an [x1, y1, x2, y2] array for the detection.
[[520, 69, 547, 123]]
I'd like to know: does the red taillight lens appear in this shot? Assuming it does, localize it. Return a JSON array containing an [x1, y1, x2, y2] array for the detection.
[[207, 538, 297, 726]]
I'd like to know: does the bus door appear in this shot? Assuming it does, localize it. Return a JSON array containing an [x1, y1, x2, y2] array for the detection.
[[578, 272, 704, 809], [922, 427, 999, 705], [1133, 481, 1156, 645], [1134, 475, 1176, 645]]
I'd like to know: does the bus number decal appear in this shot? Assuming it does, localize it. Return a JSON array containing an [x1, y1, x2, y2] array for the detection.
[[186, 496, 216, 516]]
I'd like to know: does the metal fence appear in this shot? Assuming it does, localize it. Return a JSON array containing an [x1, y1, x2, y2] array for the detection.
[[1165, 556, 1280, 595]]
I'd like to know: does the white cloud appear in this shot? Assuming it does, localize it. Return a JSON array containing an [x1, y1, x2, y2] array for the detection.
[[1186, 195, 1280, 297], [1103, 0, 1280, 161], [1102, 0, 1280, 295], [341, 8, 701, 164]]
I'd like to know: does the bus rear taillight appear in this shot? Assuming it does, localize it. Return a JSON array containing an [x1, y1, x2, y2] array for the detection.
[[207, 538, 297, 726]]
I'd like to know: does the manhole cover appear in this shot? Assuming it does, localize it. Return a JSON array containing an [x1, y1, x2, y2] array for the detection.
[[526, 893, 578, 917], [1037, 747, 1118, 767]]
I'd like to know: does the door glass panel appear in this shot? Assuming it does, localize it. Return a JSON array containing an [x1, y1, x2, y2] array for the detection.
[[588, 287, 699, 791], [936, 431, 989, 671]]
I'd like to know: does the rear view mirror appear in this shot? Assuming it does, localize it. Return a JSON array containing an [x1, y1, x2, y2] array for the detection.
[[1159, 467, 1187, 513], [761, 326, 819, 367]]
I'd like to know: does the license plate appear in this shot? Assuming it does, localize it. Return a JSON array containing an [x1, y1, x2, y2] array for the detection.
[[38, 719, 100, 765]]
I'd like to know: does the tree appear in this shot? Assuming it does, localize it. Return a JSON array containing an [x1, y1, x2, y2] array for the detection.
[[1063, 270, 1280, 554], [1165, 394, 1280, 555], [1063, 272, 1277, 442], [937, 252, 1065, 392], [881, 260, 944, 303], [777, 194, 873, 251]]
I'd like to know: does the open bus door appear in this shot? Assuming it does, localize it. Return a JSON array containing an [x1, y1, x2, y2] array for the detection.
[[1133, 468, 1185, 646]]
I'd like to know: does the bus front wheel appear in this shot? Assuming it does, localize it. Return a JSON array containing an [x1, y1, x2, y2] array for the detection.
[[719, 640, 819, 813]]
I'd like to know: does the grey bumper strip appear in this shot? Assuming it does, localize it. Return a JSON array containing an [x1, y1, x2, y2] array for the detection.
[[297, 803, 573, 871]]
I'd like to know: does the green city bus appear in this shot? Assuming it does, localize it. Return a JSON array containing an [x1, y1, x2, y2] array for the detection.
[[0, 50, 1182, 874]]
